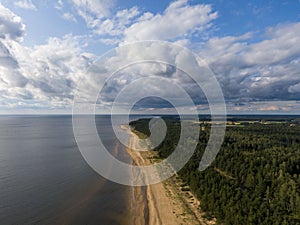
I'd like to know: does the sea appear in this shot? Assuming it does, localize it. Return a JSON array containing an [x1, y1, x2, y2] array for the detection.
[[0, 115, 137, 225]]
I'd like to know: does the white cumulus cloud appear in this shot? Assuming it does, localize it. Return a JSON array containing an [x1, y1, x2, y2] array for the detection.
[[201, 22, 300, 103], [14, 0, 37, 11], [0, 3, 26, 42], [69, 0, 115, 27], [288, 83, 300, 93], [124, 0, 217, 42], [0, 1, 300, 114]]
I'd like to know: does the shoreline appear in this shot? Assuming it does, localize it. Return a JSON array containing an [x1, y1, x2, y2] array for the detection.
[[123, 125, 216, 225]]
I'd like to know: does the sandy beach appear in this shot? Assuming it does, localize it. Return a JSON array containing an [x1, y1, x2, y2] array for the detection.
[[124, 126, 216, 225]]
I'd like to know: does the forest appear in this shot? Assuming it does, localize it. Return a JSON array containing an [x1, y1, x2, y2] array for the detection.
[[129, 117, 300, 225]]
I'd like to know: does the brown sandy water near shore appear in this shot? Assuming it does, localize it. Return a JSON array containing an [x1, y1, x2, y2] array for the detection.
[[123, 125, 216, 225], [56, 141, 133, 225]]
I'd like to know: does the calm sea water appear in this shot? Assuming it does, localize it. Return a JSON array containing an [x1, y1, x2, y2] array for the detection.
[[0, 115, 133, 225]]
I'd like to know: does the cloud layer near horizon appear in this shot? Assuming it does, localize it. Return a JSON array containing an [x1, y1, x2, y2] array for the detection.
[[0, 1, 299, 113]]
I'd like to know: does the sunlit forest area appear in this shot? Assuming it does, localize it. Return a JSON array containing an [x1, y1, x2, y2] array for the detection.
[[130, 117, 300, 225]]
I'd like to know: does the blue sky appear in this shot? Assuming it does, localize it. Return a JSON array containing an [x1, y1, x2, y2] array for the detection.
[[0, 0, 299, 114], [3, 0, 299, 49]]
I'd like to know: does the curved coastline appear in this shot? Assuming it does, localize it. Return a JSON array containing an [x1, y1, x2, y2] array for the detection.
[[123, 125, 215, 225]]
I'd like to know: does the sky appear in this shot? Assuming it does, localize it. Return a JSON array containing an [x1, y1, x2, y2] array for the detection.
[[0, 0, 299, 114]]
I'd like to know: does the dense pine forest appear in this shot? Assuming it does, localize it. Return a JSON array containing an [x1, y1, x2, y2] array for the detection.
[[130, 117, 300, 225]]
